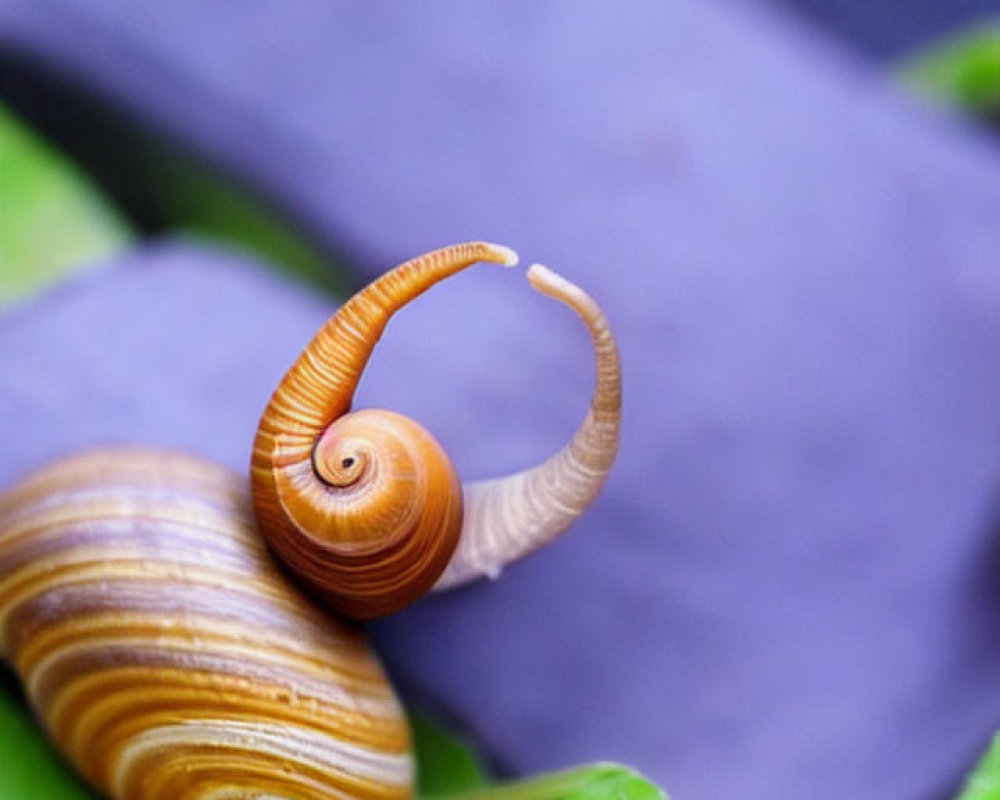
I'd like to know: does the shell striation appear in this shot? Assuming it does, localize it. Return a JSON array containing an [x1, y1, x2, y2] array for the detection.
[[0, 449, 412, 800]]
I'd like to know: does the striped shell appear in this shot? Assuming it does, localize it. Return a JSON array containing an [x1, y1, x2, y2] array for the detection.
[[0, 449, 412, 800]]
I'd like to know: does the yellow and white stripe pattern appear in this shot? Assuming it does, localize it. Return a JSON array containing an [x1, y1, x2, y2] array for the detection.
[[0, 449, 413, 800]]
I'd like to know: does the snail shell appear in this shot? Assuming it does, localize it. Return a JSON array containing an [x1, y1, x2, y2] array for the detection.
[[253, 243, 622, 620], [0, 449, 412, 800]]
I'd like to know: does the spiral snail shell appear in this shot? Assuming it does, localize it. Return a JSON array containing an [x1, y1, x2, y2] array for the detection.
[[253, 242, 622, 619], [0, 243, 622, 798]]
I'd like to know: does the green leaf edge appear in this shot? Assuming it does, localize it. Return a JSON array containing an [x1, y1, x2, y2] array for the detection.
[[896, 20, 1000, 118], [0, 101, 132, 306], [410, 707, 492, 795], [957, 732, 1000, 799], [0, 677, 96, 798], [426, 762, 667, 800]]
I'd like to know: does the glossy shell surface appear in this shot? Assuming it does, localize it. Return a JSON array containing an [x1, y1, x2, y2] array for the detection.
[[0, 449, 412, 800]]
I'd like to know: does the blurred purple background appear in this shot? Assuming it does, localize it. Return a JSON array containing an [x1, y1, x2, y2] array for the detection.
[[3, 1, 1000, 798]]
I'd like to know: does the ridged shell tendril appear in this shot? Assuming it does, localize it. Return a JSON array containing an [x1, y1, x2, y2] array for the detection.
[[252, 242, 622, 620], [0, 449, 412, 800]]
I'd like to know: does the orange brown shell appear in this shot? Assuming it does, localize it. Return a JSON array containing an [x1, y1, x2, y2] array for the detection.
[[251, 243, 517, 619]]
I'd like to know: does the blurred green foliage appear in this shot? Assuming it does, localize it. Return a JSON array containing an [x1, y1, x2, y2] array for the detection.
[[1, 72, 350, 299], [130, 142, 352, 297], [411, 708, 492, 794], [429, 763, 666, 800], [899, 22, 1000, 122], [957, 734, 1000, 800], [0, 101, 132, 305], [0, 676, 96, 799]]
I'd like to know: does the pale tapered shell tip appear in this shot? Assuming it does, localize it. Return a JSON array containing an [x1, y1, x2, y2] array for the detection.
[[527, 263, 558, 286], [527, 264, 592, 310], [488, 244, 520, 267]]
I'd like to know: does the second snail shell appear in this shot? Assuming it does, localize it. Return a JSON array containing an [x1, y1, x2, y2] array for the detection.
[[0, 449, 411, 800]]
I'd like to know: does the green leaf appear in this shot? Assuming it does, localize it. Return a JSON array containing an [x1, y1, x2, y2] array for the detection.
[[0, 674, 96, 798], [143, 144, 352, 297], [897, 21, 1000, 121], [0, 102, 132, 305], [0, 85, 351, 298], [410, 707, 491, 795], [956, 733, 1000, 799], [426, 763, 667, 800]]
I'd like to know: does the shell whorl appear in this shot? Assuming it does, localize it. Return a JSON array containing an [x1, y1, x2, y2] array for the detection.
[[251, 242, 517, 620], [253, 242, 622, 619], [0, 449, 412, 800]]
